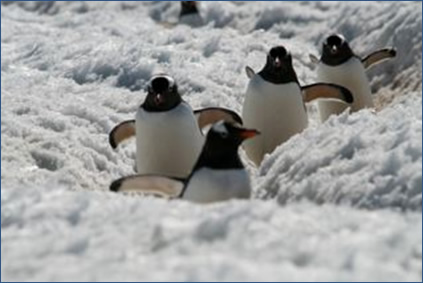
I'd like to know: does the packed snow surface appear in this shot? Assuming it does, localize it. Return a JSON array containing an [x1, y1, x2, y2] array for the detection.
[[1, 1, 422, 281]]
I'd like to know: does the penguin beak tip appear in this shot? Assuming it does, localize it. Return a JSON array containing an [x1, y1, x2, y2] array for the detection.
[[239, 129, 260, 140]]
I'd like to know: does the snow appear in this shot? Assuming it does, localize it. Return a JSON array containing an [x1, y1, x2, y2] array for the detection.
[[1, 1, 422, 281]]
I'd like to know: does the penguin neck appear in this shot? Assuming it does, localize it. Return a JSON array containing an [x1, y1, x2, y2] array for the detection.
[[258, 62, 299, 85], [192, 145, 244, 171]]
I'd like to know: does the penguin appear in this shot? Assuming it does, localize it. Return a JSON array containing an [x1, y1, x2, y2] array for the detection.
[[109, 74, 243, 178], [242, 46, 354, 166], [110, 121, 260, 203], [313, 34, 396, 122], [179, 1, 204, 27]]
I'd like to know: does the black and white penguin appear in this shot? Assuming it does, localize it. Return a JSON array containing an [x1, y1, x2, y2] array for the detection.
[[179, 1, 204, 27], [109, 74, 242, 178], [313, 34, 396, 122], [242, 46, 353, 166], [110, 121, 259, 203]]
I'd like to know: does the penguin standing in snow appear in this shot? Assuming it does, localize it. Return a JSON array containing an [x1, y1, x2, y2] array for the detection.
[[179, 1, 204, 27], [109, 75, 242, 178], [312, 34, 396, 122], [110, 121, 259, 203], [242, 46, 353, 166]]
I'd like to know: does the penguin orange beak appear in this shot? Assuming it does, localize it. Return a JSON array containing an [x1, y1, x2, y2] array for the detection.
[[239, 129, 260, 140]]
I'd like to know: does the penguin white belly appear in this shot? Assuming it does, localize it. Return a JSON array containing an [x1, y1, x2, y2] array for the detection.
[[183, 168, 251, 203], [135, 103, 203, 178], [242, 76, 308, 165], [317, 57, 373, 122]]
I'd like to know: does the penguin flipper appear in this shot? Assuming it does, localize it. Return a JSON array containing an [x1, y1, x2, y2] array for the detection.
[[109, 120, 136, 149], [302, 83, 354, 104], [245, 66, 255, 79], [110, 175, 185, 198], [194, 107, 243, 129], [361, 48, 396, 69]]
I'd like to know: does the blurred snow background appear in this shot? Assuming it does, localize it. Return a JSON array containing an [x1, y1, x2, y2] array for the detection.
[[1, 1, 422, 281]]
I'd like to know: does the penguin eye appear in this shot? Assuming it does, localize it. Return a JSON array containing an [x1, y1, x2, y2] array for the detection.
[[220, 131, 228, 139]]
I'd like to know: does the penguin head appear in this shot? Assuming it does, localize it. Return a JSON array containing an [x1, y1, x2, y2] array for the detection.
[[210, 120, 259, 144], [321, 34, 355, 66], [258, 46, 299, 84], [180, 1, 199, 17], [143, 75, 182, 112], [267, 46, 291, 70], [195, 121, 259, 169]]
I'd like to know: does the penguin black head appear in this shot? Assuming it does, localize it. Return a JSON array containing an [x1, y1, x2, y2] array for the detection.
[[194, 121, 260, 170], [142, 75, 182, 112], [180, 1, 199, 17], [321, 34, 355, 66], [258, 46, 299, 84]]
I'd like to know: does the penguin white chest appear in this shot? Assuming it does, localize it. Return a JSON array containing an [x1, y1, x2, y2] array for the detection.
[[242, 76, 308, 165], [183, 168, 251, 203], [317, 57, 373, 121], [135, 103, 203, 178]]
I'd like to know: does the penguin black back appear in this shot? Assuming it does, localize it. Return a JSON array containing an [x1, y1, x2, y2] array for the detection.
[[321, 34, 356, 66], [258, 46, 299, 84]]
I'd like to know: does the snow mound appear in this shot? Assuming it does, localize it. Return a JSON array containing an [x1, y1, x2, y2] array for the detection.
[[2, 186, 421, 281], [257, 93, 422, 211]]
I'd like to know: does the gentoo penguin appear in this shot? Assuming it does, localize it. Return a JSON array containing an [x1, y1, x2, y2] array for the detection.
[[110, 121, 260, 203], [314, 34, 396, 122], [179, 1, 204, 27], [109, 74, 243, 178], [242, 46, 353, 166]]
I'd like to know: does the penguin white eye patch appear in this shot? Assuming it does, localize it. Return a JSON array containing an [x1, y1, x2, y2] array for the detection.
[[325, 34, 345, 46], [212, 120, 229, 135], [147, 74, 176, 89]]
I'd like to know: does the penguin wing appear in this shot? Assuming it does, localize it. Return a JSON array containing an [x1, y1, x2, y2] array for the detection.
[[302, 83, 354, 104], [110, 175, 185, 198], [361, 48, 396, 69], [194, 107, 243, 129], [245, 66, 255, 79], [109, 120, 136, 149]]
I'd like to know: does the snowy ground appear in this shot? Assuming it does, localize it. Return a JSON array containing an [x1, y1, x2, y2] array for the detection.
[[1, 1, 422, 281]]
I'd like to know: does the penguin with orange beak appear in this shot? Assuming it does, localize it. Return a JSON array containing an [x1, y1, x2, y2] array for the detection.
[[110, 121, 260, 203], [312, 34, 396, 122], [109, 75, 243, 178]]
